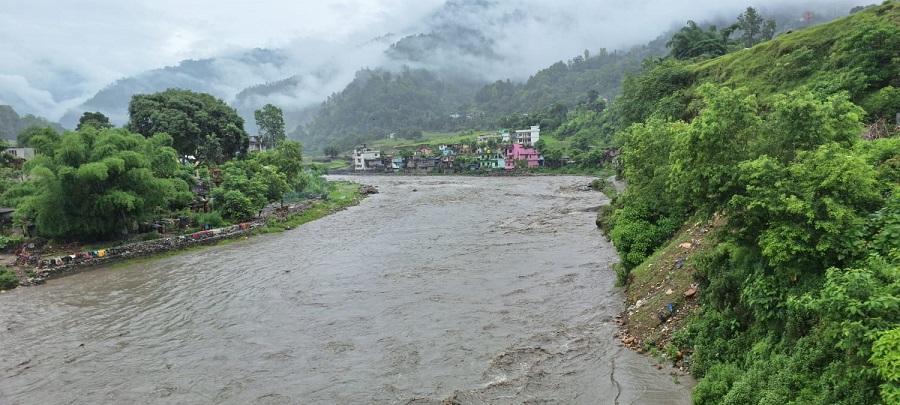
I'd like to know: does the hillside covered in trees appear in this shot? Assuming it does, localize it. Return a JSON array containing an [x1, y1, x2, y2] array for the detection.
[[598, 2, 899, 403], [0, 105, 63, 142]]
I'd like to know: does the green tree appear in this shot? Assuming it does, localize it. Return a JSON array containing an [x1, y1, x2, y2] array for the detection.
[[12, 128, 192, 240], [616, 59, 696, 128], [758, 90, 864, 163], [761, 19, 777, 41], [323, 145, 340, 158], [17, 126, 59, 149], [254, 103, 286, 149], [76, 111, 113, 131], [737, 7, 764, 47], [666, 21, 734, 60], [212, 142, 302, 218], [255, 141, 305, 191], [127, 88, 249, 160], [669, 84, 761, 212]]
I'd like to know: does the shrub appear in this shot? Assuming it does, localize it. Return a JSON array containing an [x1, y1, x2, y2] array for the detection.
[[197, 211, 226, 229], [141, 232, 162, 241], [0, 267, 19, 290]]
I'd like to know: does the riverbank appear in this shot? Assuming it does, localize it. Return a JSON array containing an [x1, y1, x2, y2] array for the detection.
[[1, 181, 376, 290], [612, 216, 722, 376]]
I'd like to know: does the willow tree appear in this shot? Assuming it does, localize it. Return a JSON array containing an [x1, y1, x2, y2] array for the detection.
[[14, 128, 194, 240]]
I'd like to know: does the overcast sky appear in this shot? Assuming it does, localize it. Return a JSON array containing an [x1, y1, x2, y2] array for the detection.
[[0, 0, 870, 121]]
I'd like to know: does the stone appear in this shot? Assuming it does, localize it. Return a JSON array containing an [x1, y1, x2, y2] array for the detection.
[[665, 289, 673, 295], [678, 242, 692, 249], [684, 288, 697, 298]]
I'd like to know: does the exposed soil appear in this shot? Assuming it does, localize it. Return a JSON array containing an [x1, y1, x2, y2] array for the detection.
[[613, 215, 724, 373]]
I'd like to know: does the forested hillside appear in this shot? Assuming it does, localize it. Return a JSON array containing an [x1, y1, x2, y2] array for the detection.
[[300, 68, 485, 151], [299, 38, 669, 152], [0, 105, 64, 141], [599, 2, 899, 403]]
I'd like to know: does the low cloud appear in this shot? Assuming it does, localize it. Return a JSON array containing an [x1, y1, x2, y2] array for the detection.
[[0, 0, 873, 123]]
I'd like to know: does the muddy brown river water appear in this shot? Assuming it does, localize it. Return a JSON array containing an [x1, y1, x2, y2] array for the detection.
[[0, 176, 693, 404]]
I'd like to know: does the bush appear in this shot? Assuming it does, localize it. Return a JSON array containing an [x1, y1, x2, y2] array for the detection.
[[0, 267, 19, 290], [197, 211, 226, 229], [0, 235, 23, 251], [141, 232, 162, 241], [216, 190, 256, 222]]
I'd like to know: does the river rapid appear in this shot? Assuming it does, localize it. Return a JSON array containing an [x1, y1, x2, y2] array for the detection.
[[0, 176, 693, 404]]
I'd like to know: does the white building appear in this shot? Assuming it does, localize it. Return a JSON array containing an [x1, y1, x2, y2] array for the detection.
[[514, 125, 540, 145], [475, 126, 540, 145], [353, 145, 382, 171], [5, 147, 35, 160]]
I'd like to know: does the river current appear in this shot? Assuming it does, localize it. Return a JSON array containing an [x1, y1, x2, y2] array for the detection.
[[0, 176, 693, 404]]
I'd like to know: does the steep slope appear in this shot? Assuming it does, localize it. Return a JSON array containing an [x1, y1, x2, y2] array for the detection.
[[694, 2, 899, 117], [601, 3, 900, 403]]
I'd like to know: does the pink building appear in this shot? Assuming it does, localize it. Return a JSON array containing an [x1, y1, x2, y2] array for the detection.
[[504, 143, 543, 169]]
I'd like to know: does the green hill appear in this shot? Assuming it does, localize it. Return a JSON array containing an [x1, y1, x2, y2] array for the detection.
[[694, 2, 899, 118], [601, 3, 900, 404]]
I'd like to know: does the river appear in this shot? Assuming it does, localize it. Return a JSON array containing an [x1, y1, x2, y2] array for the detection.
[[0, 176, 693, 404]]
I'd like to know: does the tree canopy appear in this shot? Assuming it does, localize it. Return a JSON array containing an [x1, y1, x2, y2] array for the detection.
[[127, 88, 249, 161], [254, 103, 286, 149], [76, 111, 114, 131], [10, 128, 194, 240]]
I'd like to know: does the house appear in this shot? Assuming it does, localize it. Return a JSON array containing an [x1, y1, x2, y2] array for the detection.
[[404, 156, 439, 174], [5, 147, 35, 160], [353, 145, 382, 171], [475, 125, 540, 145], [513, 126, 540, 145], [476, 149, 506, 170], [248, 135, 267, 153], [390, 156, 405, 170], [504, 143, 543, 169]]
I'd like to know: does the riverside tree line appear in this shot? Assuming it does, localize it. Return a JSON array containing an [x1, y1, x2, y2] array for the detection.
[[1, 89, 323, 244]]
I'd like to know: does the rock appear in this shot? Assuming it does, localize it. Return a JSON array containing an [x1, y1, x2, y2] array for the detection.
[[622, 337, 635, 345], [634, 299, 644, 309], [665, 289, 673, 295], [358, 185, 379, 195], [683, 288, 697, 298], [678, 242, 692, 249]]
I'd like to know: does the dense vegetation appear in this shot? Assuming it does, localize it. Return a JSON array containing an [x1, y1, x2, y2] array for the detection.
[[1, 90, 328, 246], [127, 89, 250, 161], [598, 3, 899, 403], [298, 38, 671, 153]]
